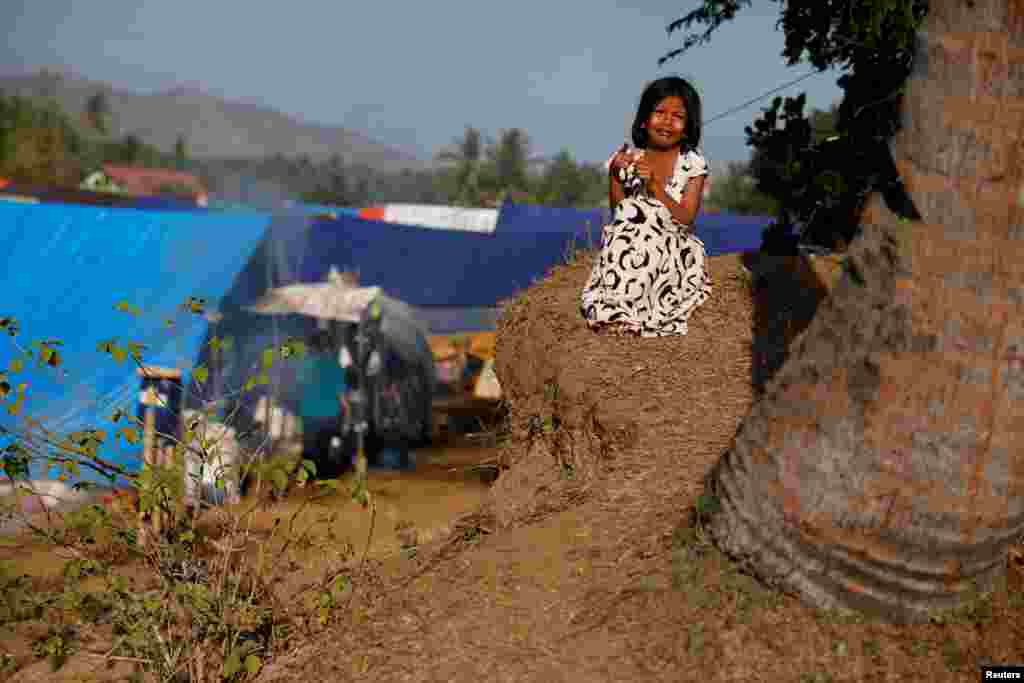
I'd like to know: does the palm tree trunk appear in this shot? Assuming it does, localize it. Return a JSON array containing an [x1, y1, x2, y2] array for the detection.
[[707, 0, 1024, 622]]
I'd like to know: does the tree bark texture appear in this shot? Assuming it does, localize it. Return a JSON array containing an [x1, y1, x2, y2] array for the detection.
[[707, 0, 1024, 622]]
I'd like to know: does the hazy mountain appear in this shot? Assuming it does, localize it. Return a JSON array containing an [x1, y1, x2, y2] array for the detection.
[[0, 70, 429, 173]]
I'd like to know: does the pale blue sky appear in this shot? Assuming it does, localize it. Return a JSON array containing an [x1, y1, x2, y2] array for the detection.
[[3, 0, 844, 166]]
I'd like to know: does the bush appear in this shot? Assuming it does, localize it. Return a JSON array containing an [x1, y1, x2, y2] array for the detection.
[[0, 297, 378, 682]]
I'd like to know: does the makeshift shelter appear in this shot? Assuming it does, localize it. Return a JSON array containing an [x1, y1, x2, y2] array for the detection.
[[495, 201, 609, 245], [357, 204, 499, 233], [495, 201, 774, 257], [0, 200, 271, 483], [0, 197, 778, 486], [191, 212, 444, 463]]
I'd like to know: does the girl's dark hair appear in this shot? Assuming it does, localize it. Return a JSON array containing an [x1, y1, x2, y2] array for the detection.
[[631, 77, 702, 151]]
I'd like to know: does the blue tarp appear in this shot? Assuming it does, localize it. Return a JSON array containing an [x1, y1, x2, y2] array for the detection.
[[496, 201, 773, 258], [694, 212, 775, 256], [0, 201, 271, 479], [0, 199, 774, 483], [299, 214, 579, 308], [288, 209, 773, 310], [122, 196, 207, 211], [296, 203, 361, 216], [496, 201, 609, 246]]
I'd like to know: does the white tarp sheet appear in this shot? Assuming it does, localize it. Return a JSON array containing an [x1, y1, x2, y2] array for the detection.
[[382, 204, 499, 234]]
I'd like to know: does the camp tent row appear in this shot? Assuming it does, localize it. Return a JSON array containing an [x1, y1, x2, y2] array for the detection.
[[0, 197, 772, 483]]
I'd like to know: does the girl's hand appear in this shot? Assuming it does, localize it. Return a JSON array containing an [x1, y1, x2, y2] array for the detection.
[[609, 147, 633, 176], [633, 158, 660, 193]]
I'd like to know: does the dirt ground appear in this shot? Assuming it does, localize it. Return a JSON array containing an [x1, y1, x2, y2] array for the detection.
[[0, 439, 498, 682], [256, 250, 1024, 683], [3, 250, 1023, 682]]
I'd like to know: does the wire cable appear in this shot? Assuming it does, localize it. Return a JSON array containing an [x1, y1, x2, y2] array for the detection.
[[704, 69, 827, 128]]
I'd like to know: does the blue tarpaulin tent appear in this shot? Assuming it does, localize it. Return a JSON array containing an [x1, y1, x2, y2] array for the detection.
[[299, 213, 580, 308], [495, 201, 609, 246], [122, 196, 208, 211], [693, 212, 776, 256], [0, 198, 775, 483], [496, 201, 774, 257], [0, 201, 271, 479]]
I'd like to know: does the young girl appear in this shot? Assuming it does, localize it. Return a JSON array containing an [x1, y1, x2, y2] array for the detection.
[[580, 77, 712, 337]]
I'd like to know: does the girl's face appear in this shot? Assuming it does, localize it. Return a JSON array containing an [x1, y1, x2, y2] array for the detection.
[[644, 95, 687, 149]]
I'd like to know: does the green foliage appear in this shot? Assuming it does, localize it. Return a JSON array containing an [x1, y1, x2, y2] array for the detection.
[[0, 561, 41, 625], [435, 128, 606, 209], [31, 625, 77, 671], [435, 126, 487, 206], [0, 90, 192, 189], [302, 153, 350, 206], [85, 91, 110, 135], [174, 133, 188, 169], [665, 0, 928, 251], [704, 160, 780, 216], [533, 149, 602, 208], [0, 93, 85, 186], [0, 301, 380, 681], [488, 128, 531, 194]]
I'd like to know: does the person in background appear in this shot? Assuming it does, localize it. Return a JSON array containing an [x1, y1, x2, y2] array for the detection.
[[297, 328, 349, 476]]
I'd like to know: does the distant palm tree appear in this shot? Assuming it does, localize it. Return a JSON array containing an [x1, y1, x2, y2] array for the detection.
[[85, 91, 110, 135], [436, 126, 485, 205]]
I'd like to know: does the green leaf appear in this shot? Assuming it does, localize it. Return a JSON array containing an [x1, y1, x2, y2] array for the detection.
[[126, 341, 146, 360], [192, 365, 209, 385], [302, 459, 317, 477], [243, 376, 257, 393], [245, 654, 262, 675], [221, 336, 234, 352], [223, 651, 242, 678], [280, 339, 306, 359], [114, 301, 141, 316], [317, 478, 342, 492], [118, 426, 140, 444], [8, 359, 24, 373], [183, 296, 206, 315], [261, 349, 275, 370], [257, 372, 270, 386], [0, 318, 19, 337], [271, 468, 288, 493]]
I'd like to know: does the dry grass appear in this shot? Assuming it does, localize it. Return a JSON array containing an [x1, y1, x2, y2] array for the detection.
[[5, 248, 1022, 682], [259, 249, 1023, 683], [0, 442, 497, 682]]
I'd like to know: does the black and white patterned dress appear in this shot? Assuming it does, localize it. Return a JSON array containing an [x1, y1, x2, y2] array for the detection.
[[580, 148, 712, 337]]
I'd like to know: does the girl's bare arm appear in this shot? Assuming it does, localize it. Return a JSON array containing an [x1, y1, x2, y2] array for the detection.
[[608, 172, 626, 211]]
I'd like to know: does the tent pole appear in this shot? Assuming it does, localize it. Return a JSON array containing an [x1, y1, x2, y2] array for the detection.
[[139, 403, 157, 546]]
